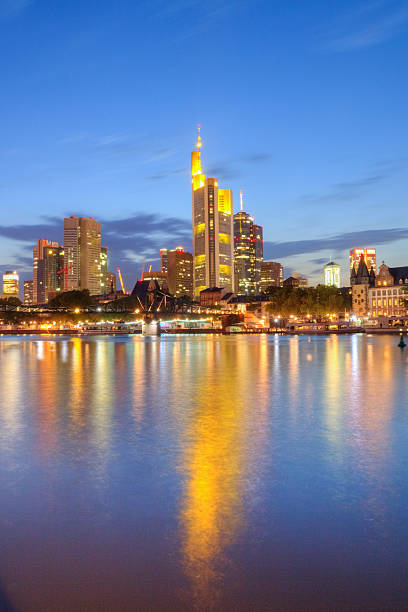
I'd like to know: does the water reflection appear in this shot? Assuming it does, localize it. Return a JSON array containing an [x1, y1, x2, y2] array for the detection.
[[0, 335, 407, 611]]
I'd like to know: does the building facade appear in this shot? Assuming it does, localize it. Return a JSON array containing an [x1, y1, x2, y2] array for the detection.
[[191, 127, 234, 298], [33, 239, 58, 303], [37, 245, 65, 303], [233, 200, 263, 296], [100, 247, 108, 294], [324, 261, 341, 288], [64, 216, 102, 295], [167, 247, 193, 298], [160, 249, 168, 273], [2, 271, 19, 297], [368, 263, 408, 317], [23, 280, 34, 304], [260, 261, 283, 292]]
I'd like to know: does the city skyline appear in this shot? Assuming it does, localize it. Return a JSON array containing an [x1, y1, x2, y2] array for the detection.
[[1, 0, 408, 288]]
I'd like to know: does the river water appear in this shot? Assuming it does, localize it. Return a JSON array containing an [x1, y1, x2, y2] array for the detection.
[[0, 334, 407, 611]]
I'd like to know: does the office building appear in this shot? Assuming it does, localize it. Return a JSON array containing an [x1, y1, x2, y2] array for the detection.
[[100, 247, 108, 294], [324, 261, 341, 288], [33, 239, 58, 303], [160, 249, 168, 273], [2, 271, 19, 297], [260, 261, 283, 292], [23, 280, 34, 305], [167, 247, 193, 299], [350, 248, 377, 277], [191, 126, 234, 298], [64, 216, 101, 295], [37, 245, 65, 303], [233, 192, 263, 295]]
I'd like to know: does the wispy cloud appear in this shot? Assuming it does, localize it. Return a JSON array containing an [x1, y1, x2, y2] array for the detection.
[[264, 228, 408, 260], [320, 0, 408, 51], [0, 0, 31, 20], [300, 171, 387, 204]]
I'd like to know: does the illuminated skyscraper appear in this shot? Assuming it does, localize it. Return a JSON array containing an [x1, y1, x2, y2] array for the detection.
[[100, 247, 108, 294], [33, 239, 58, 303], [167, 247, 193, 299], [191, 126, 234, 298], [233, 192, 263, 295], [2, 270, 19, 297], [23, 280, 34, 304], [64, 217, 101, 295], [324, 261, 341, 288], [37, 245, 65, 302], [260, 261, 283, 292], [160, 249, 168, 273], [350, 248, 377, 276]]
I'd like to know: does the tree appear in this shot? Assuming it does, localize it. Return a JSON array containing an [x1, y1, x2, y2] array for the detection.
[[49, 290, 93, 309]]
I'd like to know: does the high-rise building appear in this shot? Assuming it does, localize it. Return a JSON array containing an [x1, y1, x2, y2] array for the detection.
[[37, 245, 65, 303], [23, 280, 34, 304], [106, 271, 116, 293], [33, 239, 58, 303], [260, 261, 283, 292], [160, 249, 168, 273], [142, 270, 168, 291], [233, 193, 263, 295], [100, 247, 108, 294], [167, 247, 193, 299], [191, 126, 234, 298], [2, 270, 19, 297], [324, 261, 341, 288], [350, 248, 377, 276], [64, 217, 101, 295]]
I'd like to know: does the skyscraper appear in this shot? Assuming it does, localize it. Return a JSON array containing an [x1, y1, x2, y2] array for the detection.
[[64, 217, 102, 295], [2, 271, 19, 297], [191, 126, 234, 298], [233, 192, 263, 295], [324, 261, 341, 288], [160, 249, 168, 273], [37, 245, 65, 303], [260, 261, 283, 292], [349, 248, 377, 276], [167, 247, 193, 299], [100, 247, 108, 294], [23, 280, 33, 304], [33, 239, 58, 303]]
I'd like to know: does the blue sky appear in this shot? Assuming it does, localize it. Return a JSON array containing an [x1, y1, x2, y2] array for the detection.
[[0, 0, 407, 288]]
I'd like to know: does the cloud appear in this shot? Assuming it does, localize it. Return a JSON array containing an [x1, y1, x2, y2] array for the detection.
[[264, 228, 408, 260], [321, 0, 408, 51], [300, 171, 388, 204], [0, 0, 31, 19], [0, 213, 192, 288]]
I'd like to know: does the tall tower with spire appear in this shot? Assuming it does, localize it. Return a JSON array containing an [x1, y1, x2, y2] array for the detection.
[[233, 190, 263, 295], [191, 126, 234, 298]]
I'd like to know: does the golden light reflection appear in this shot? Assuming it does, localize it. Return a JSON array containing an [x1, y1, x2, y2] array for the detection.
[[178, 337, 269, 608]]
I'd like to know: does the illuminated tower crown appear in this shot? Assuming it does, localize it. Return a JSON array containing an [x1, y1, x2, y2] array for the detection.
[[191, 124, 206, 190]]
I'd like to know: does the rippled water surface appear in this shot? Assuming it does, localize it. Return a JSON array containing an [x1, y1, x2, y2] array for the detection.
[[1, 334, 408, 611]]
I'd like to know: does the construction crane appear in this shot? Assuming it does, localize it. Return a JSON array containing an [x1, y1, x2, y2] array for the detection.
[[117, 267, 127, 295]]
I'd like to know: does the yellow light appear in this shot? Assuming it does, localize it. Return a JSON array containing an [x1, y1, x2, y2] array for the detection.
[[134, 308, 140, 314], [74, 308, 80, 314]]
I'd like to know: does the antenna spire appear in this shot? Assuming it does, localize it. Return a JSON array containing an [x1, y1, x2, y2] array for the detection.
[[240, 190, 243, 212], [196, 124, 202, 150]]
